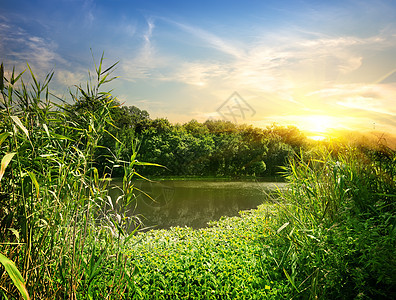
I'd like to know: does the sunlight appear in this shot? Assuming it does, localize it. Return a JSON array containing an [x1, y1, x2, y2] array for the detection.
[[310, 135, 326, 141], [298, 115, 338, 140], [306, 115, 333, 133]]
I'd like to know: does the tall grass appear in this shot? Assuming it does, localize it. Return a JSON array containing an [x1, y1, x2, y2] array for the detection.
[[267, 146, 396, 299], [0, 56, 152, 298]]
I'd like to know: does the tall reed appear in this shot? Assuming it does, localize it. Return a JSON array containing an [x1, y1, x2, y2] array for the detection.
[[0, 55, 152, 299], [266, 146, 396, 299]]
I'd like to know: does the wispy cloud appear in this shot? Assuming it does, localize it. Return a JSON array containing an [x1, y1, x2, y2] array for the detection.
[[121, 18, 169, 81], [162, 18, 245, 59], [160, 22, 395, 91], [0, 16, 66, 75], [137, 19, 396, 129], [305, 82, 396, 131], [55, 69, 86, 87]]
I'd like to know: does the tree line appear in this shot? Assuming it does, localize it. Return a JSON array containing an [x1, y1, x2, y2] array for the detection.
[[87, 102, 308, 178]]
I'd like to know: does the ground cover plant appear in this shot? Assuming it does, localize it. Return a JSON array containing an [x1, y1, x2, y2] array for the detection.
[[123, 205, 288, 299], [1, 58, 395, 299]]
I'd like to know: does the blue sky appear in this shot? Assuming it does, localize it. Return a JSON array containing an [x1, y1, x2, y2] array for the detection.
[[1, 0, 396, 137]]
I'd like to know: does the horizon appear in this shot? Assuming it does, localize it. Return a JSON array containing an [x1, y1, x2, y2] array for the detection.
[[1, 0, 396, 139]]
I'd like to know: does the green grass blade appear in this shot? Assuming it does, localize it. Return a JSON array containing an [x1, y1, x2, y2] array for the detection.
[[100, 61, 119, 76], [283, 267, 299, 293], [10, 67, 26, 85], [0, 253, 31, 300], [11, 116, 29, 138], [28, 171, 40, 199], [0, 132, 10, 146], [0, 152, 16, 182], [27, 63, 39, 90]]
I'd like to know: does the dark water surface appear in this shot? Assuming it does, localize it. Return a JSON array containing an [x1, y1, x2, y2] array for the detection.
[[110, 180, 286, 229]]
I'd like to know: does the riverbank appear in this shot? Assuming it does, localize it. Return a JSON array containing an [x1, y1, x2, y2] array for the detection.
[[116, 147, 396, 299]]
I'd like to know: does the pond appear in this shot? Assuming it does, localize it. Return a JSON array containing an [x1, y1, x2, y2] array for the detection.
[[109, 179, 286, 229]]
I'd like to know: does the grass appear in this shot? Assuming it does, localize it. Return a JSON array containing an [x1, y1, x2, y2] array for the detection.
[[267, 146, 396, 299], [0, 57, 150, 299], [1, 58, 395, 299]]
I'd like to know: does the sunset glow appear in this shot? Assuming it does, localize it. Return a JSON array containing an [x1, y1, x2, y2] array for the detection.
[[1, 0, 396, 137]]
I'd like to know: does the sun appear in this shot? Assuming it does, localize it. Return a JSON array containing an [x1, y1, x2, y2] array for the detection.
[[307, 115, 332, 133], [301, 115, 336, 140]]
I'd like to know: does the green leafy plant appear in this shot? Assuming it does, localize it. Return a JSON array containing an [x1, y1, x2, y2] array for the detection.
[[0, 54, 158, 298], [267, 146, 396, 299], [0, 253, 30, 300]]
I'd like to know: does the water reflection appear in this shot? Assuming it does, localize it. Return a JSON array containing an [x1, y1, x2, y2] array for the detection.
[[110, 180, 285, 229]]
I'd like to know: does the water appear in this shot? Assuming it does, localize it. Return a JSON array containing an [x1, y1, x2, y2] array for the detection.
[[110, 179, 285, 229]]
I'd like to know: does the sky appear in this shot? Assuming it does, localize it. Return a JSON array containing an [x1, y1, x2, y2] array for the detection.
[[1, 0, 396, 138]]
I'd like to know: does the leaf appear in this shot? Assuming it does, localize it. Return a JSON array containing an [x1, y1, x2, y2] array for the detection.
[[124, 223, 141, 244], [10, 67, 26, 85], [28, 171, 40, 199], [0, 132, 10, 146], [42, 124, 51, 138], [106, 196, 114, 210], [86, 245, 106, 288], [27, 63, 39, 90], [8, 228, 20, 241], [283, 267, 299, 293], [277, 222, 290, 234], [0, 152, 16, 182], [51, 133, 73, 141], [110, 217, 125, 237], [0, 252, 31, 300], [103, 129, 122, 144], [100, 61, 119, 76], [11, 116, 29, 138]]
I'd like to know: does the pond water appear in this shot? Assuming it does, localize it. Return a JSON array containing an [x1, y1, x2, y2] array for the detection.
[[109, 179, 286, 229]]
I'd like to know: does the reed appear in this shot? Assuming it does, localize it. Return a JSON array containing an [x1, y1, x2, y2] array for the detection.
[[267, 146, 396, 299], [0, 55, 153, 299]]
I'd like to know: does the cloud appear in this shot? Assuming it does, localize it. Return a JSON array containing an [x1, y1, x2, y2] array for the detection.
[[117, 17, 395, 126], [164, 62, 231, 87], [162, 18, 245, 59], [168, 23, 395, 93], [61, 0, 96, 26], [121, 18, 167, 81], [304, 82, 396, 132], [308, 83, 396, 114], [56, 69, 86, 86], [0, 16, 66, 75]]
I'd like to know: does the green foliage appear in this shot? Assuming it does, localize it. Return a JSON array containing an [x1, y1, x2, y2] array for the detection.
[[1, 56, 394, 299], [0, 56, 153, 298], [133, 120, 303, 178], [0, 253, 30, 300], [124, 205, 287, 299], [267, 146, 396, 299]]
